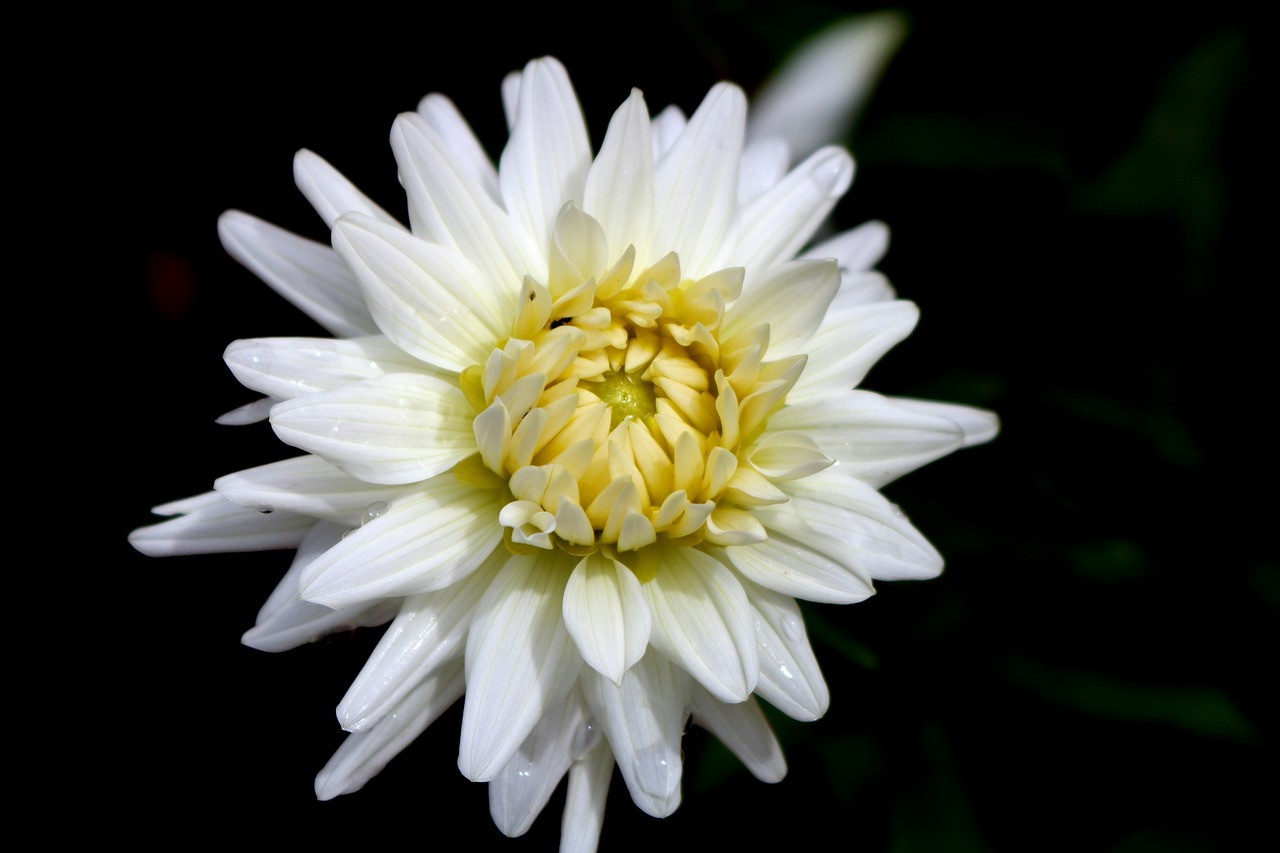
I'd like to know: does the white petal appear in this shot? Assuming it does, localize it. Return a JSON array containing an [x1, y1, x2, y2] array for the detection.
[[738, 137, 790, 209], [651, 83, 746, 277], [215, 454, 413, 525], [580, 651, 689, 818], [253, 521, 346, 624], [215, 397, 274, 425], [725, 146, 854, 273], [458, 551, 582, 782], [501, 69, 521, 131], [721, 259, 840, 359], [293, 148, 402, 229], [802, 219, 890, 273], [641, 544, 758, 703], [488, 691, 585, 837], [129, 493, 311, 557], [270, 372, 474, 485], [336, 551, 503, 731], [560, 738, 614, 853], [740, 577, 829, 721], [416, 93, 501, 202], [583, 89, 653, 263], [314, 657, 465, 799], [242, 522, 399, 653], [223, 335, 427, 403], [331, 214, 508, 372], [563, 552, 652, 684], [299, 476, 503, 608], [889, 397, 1001, 448], [217, 210, 378, 338], [690, 688, 786, 783], [722, 531, 875, 604], [747, 11, 907, 157], [789, 299, 919, 400], [649, 105, 686, 161], [771, 470, 943, 580], [498, 57, 591, 252], [769, 390, 968, 487], [391, 112, 542, 289]]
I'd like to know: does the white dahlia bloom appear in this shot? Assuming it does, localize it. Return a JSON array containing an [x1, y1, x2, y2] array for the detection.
[[131, 55, 996, 851]]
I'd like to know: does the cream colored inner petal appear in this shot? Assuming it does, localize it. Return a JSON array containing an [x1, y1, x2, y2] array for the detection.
[[463, 207, 806, 567]]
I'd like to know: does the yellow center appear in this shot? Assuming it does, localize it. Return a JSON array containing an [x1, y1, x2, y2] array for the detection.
[[583, 370, 657, 429], [457, 206, 811, 560]]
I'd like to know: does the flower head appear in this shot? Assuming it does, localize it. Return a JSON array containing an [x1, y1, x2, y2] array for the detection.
[[132, 55, 996, 850]]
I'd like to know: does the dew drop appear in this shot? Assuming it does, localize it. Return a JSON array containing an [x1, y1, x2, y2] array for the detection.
[[571, 717, 602, 760], [361, 501, 389, 526], [808, 148, 854, 199]]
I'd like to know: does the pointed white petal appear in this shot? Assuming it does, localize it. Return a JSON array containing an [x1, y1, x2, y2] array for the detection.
[[217, 210, 378, 338], [315, 657, 465, 799], [650, 105, 686, 161], [737, 137, 790, 205], [129, 493, 311, 556], [769, 390, 969, 487], [215, 454, 414, 526], [498, 57, 592, 252], [338, 551, 503, 731], [489, 691, 585, 837], [583, 89, 653, 263], [270, 372, 474, 485], [222, 335, 427, 403], [722, 530, 875, 604], [331, 214, 508, 372], [293, 148, 402, 229], [747, 11, 907, 157], [740, 577, 829, 721], [889, 397, 1001, 447], [772, 470, 943, 580], [417, 93, 501, 202], [580, 652, 689, 818], [563, 552, 652, 684], [253, 521, 346, 624], [501, 70, 521, 132], [391, 112, 542, 288], [726, 146, 854, 273], [721, 259, 840, 359], [458, 551, 582, 782], [215, 397, 274, 425], [641, 544, 758, 703], [789, 300, 919, 399], [299, 476, 503, 608], [651, 83, 746, 276], [802, 219, 890, 273], [690, 687, 786, 782], [242, 522, 399, 652], [560, 738, 614, 853]]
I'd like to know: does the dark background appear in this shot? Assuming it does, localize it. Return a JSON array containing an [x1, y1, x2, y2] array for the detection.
[[88, 2, 1270, 849]]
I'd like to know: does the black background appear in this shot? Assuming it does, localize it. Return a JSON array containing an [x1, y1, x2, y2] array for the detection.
[[74, 2, 1272, 849]]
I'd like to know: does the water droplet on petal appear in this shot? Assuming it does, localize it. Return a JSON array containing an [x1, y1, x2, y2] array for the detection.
[[361, 501, 389, 526], [808, 148, 854, 199], [571, 717, 601, 760]]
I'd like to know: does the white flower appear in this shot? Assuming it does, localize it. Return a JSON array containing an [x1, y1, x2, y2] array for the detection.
[[131, 55, 997, 852]]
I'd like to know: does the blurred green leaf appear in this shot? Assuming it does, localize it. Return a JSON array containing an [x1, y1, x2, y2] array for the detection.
[[1070, 537, 1154, 583], [1001, 655, 1259, 743], [1077, 27, 1246, 295], [890, 722, 991, 853], [1247, 562, 1280, 614], [803, 603, 881, 669]]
